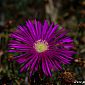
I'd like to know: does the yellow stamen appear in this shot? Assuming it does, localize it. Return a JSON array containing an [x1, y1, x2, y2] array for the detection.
[[34, 40, 48, 53]]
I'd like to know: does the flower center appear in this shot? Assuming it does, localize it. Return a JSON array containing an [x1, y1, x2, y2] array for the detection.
[[34, 40, 48, 53]]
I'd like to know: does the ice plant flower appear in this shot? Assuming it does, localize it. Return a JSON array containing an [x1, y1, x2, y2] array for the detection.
[[8, 20, 75, 76]]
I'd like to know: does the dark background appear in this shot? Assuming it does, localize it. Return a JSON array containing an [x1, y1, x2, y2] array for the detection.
[[0, 0, 85, 85]]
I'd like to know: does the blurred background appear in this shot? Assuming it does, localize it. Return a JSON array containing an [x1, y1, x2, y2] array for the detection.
[[0, 0, 85, 85]]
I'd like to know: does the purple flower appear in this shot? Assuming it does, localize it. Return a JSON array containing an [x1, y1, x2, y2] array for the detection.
[[8, 20, 75, 76]]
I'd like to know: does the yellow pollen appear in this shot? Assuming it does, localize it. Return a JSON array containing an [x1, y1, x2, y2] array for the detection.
[[34, 40, 48, 53]]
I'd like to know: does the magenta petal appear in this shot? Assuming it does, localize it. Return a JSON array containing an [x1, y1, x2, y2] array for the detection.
[[20, 54, 37, 72], [16, 55, 32, 64], [42, 55, 48, 76], [34, 19, 38, 40], [47, 24, 59, 39], [46, 56, 53, 70], [61, 37, 73, 43], [17, 26, 34, 42], [30, 55, 38, 76], [26, 20, 36, 41], [53, 60, 62, 70], [11, 34, 31, 45], [48, 57, 58, 71], [44, 56, 52, 76], [28, 20, 36, 39], [42, 20, 48, 39], [45, 22, 54, 40], [8, 19, 76, 77], [56, 55, 70, 64], [37, 21, 42, 39]]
